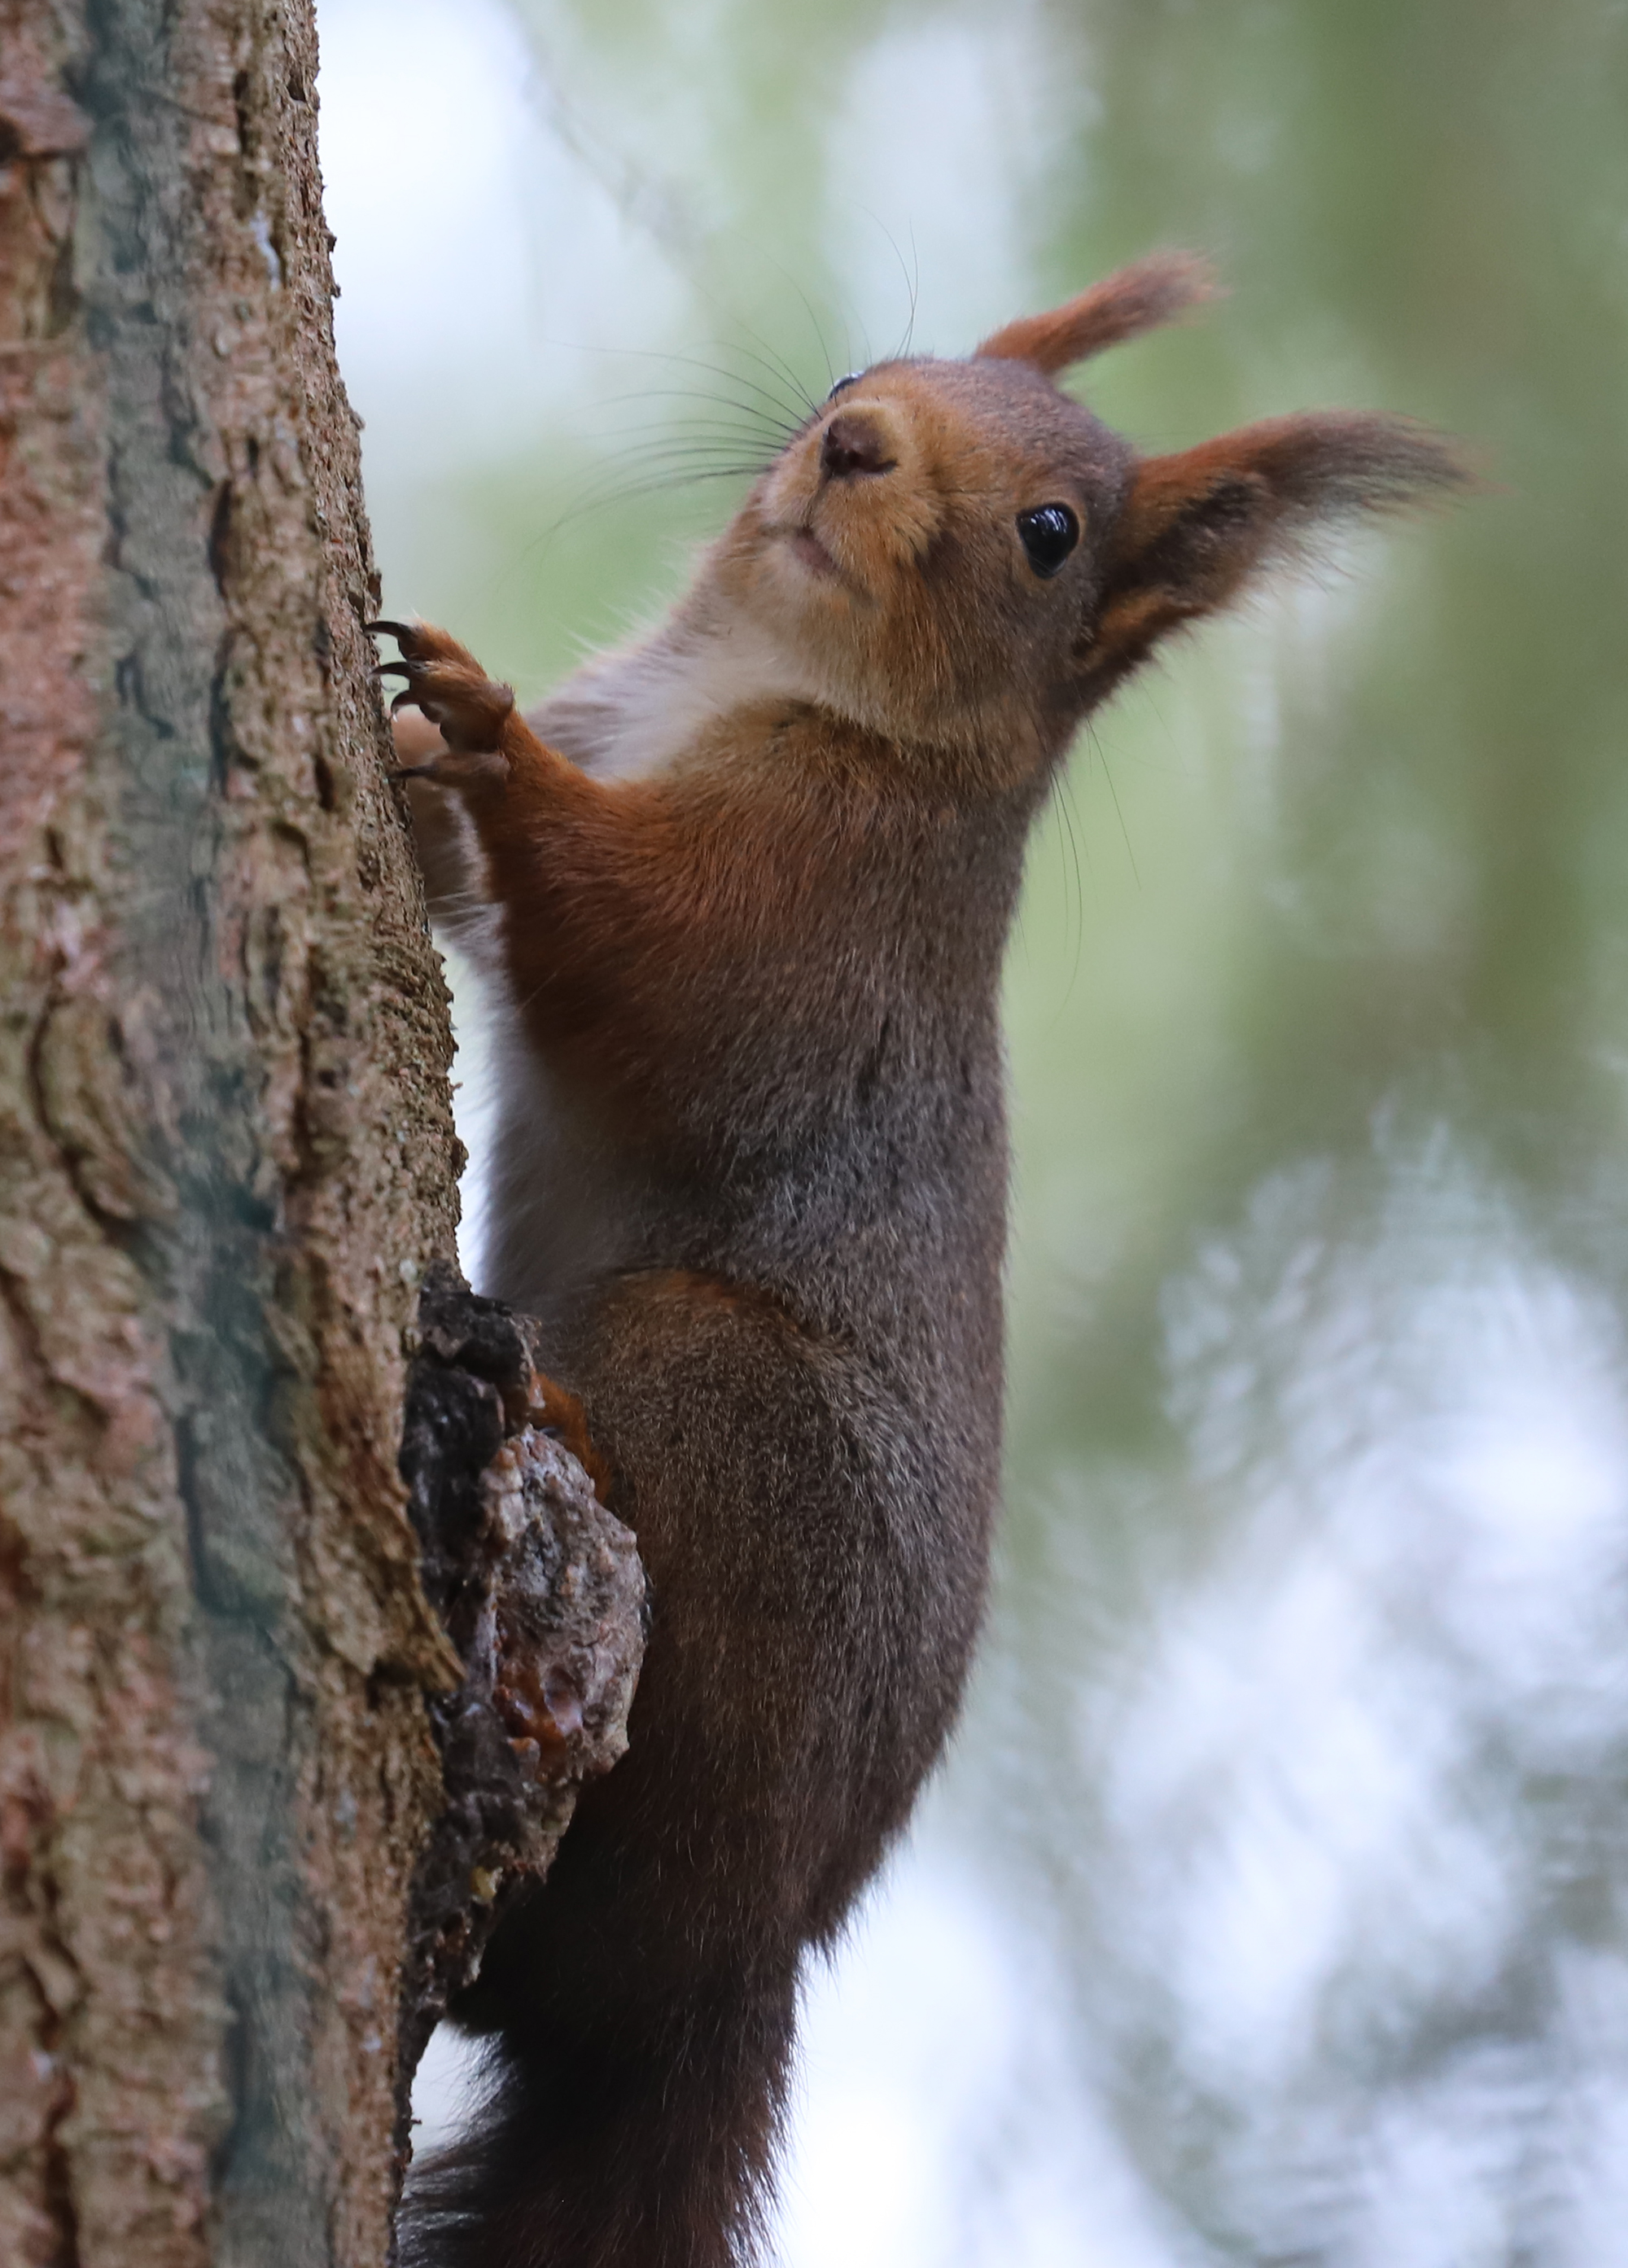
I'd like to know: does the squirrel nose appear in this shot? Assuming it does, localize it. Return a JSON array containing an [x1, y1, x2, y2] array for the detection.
[[821, 410, 896, 481]]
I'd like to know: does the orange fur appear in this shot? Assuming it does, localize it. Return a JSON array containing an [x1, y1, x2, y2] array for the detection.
[[522, 1369, 614, 1504], [975, 247, 1218, 372]]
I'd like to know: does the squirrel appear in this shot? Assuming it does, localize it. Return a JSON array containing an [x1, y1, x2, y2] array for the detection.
[[378, 252, 1467, 2268]]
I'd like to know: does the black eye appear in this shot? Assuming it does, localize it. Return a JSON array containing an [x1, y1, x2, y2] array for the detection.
[[1017, 502, 1080, 579], [826, 372, 863, 402]]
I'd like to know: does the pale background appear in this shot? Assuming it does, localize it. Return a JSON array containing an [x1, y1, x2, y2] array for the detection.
[[317, 3, 1628, 2259]]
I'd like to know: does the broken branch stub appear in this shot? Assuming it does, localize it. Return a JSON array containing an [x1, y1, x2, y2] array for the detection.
[[395, 1262, 647, 2117]]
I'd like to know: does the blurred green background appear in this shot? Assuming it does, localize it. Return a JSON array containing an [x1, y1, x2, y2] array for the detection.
[[320, 2, 1628, 2258]]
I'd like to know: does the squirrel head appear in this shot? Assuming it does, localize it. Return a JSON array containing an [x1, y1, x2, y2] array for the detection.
[[705, 253, 1470, 777]]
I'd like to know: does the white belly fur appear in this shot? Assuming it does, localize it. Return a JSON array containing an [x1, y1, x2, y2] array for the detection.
[[440, 615, 814, 1306]]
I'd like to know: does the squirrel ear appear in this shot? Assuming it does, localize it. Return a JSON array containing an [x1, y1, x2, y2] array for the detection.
[[975, 251, 1217, 375], [1079, 411, 1473, 698]]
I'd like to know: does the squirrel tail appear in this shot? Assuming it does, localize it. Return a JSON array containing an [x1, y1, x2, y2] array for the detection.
[[399, 1964, 799, 2268]]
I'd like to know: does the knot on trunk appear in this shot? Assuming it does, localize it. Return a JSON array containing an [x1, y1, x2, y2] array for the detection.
[[394, 1261, 646, 2119]]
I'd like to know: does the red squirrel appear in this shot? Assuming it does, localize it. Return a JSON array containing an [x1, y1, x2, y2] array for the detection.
[[380, 254, 1466, 2268]]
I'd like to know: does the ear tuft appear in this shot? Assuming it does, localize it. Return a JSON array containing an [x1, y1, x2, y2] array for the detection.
[[1078, 409, 1476, 703], [975, 251, 1219, 377], [1222, 411, 1478, 528]]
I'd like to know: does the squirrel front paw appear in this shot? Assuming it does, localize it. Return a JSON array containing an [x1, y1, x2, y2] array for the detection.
[[370, 620, 516, 768]]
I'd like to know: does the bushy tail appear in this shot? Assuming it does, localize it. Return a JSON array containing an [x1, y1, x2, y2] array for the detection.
[[399, 1967, 798, 2268]]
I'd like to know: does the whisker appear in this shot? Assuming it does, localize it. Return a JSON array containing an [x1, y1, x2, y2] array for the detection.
[[545, 464, 769, 532], [882, 221, 920, 361], [719, 326, 824, 419], [567, 444, 775, 485], [596, 385, 799, 428], [588, 402, 799, 449], [672, 241, 832, 413], [792, 287, 837, 396], [1084, 720, 1140, 887], [1050, 758, 1088, 1007], [641, 346, 811, 428], [583, 432, 783, 460], [559, 339, 811, 431]]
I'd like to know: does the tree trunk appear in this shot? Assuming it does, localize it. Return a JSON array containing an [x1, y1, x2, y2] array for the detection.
[[0, 7, 641, 2263]]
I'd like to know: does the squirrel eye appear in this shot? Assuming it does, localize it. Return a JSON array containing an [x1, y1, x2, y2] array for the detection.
[[1016, 502, 1080, 579], [826, 373, 863, 402]]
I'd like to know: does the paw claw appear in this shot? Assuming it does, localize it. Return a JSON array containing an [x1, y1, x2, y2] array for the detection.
[[367, 618, 514, 760]]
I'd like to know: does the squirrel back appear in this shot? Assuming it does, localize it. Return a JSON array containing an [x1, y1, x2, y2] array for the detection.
[[387, 254, 1468, 2268]]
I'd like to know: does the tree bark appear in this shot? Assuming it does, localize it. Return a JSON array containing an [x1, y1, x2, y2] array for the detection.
[[0, 7, 641, 2264]]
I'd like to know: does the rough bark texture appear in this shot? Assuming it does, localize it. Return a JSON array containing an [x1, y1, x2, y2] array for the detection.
[[0, 7, 641, 2265]]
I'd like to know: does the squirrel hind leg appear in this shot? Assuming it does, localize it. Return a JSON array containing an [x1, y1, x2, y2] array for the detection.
[[524, 1366, 615, 1505], [399, 1972, 796, 2268]]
